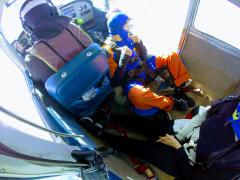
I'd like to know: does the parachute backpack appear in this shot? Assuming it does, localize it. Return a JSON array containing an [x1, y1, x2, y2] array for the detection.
[[20, 0, 112, 117], [196, 95, 240, 171], [45, 43, 112, 117]]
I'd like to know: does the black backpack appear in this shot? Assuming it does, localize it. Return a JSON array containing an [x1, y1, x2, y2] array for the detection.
[[196, 95, 240, 172]]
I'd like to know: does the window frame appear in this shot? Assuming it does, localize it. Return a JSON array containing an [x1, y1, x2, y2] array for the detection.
[[179, 0, 240, 58]]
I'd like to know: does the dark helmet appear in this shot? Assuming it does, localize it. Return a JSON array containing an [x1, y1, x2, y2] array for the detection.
[[20, 0, 60, 33], [19, 0, 71, 41]]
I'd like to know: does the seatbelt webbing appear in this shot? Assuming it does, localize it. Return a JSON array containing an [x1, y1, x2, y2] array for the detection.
[[40, 40, 68, 63], [66, 28, 86, 49]]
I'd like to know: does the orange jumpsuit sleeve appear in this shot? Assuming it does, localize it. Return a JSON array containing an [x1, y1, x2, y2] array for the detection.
[[128, 84, 174, 112]]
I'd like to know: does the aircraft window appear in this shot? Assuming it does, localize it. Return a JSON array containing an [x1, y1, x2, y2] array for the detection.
[[91, 0, 106, 10], [51, 0, 73, 6], [1, 0, 73, 43], [1, 0, 52, 141], [1, 0, 106, 44], [5, 0, 17, 7], [194, 0, 240, 49], [0, 47, 52, 141], [52, 0, 106, 10], [106, 0, 189, 54], [1, 0, 25, 43]]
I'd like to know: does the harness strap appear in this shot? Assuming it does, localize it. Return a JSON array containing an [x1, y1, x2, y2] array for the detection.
[[65, 27, 86, 49], [52, 19, 87, 49], [39, 40, 68, 63], [36, 23, 88, 66]]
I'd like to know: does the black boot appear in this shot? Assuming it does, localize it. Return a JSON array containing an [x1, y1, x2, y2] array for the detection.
[[173, 98, 188, 111], [78, 117, 103, 137], [173, 88, 195, 108]]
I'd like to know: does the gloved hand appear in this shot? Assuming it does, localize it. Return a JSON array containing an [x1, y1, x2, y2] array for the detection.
[[122, 46, 133, 56], [129, 34, 140, 43], [119, 46, 133, 68]]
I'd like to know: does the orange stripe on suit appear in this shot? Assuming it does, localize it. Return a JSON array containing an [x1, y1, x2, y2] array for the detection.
[[108, 51, 118, 78]]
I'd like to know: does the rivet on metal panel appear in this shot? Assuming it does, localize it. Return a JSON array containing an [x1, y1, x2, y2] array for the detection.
[[86, 52, 92, 56], [61, 72, 67, 78]]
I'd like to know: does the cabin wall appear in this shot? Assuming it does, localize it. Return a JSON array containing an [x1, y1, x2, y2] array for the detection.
[[181, 32, 240, 100]]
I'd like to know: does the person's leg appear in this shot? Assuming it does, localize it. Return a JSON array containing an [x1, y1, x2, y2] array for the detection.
[[109, 112, 174, 139], [79, 118, 192, 178], [100, 132, 182, 177], [127, 84, 174, 112]]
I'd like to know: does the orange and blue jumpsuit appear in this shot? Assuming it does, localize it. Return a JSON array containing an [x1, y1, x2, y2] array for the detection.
[[106, 50, 173, 116], [125, 81, 174, 116], [147, 52, 190, 87], [104, 46, 124, 86], [104, 44, 138, 86], [106, 45, 189, 116], [125, 52, 190, 116]]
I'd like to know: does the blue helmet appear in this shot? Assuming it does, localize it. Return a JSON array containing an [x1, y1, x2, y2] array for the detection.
[[107, 12, 129, 32], [107, 12, 134, 49]]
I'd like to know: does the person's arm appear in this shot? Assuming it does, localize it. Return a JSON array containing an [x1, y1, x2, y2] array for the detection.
[[118, 46, 132, 68], [156, 134, 182, 149], [156, 134, 194, 179], [175, 106, 209, 142], [129, 35, 148, 62]]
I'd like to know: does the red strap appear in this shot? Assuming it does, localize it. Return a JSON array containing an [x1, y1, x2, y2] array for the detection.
[[129, 156, 142, 164], [135, 163, 148, 174], [129, 156, 156, 179], [185, 112, 193, 119], [135, 163, 155, 179]]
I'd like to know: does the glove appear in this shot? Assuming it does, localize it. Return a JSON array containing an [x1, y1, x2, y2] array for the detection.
[[119, 46, 132, 68]]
